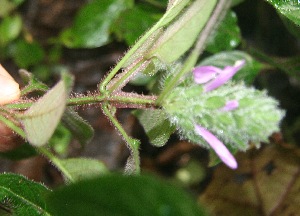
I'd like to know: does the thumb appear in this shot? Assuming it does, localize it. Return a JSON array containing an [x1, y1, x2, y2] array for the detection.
[[0, 64, 20, 105]]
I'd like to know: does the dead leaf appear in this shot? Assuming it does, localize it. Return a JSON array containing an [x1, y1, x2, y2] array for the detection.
[[199, 142, 300, 216]]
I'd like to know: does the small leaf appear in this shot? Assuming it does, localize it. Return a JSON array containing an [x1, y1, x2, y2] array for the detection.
[[21, 73, 74, 146], [0, 0, 25, 17], [47, 174, 207, 216], [62, 108, 94, 146], [0, 173, 50, 215], [151, 0, 217, 63], [0, 14, 22, 46], [60, 0, 132, 48], [134, 109, 175, 147], [198, 50, 262, 84], [12, 39, 45, 68], [0, 0, 15, 17], [49, 123, 72, 156], [206, 11, 241, 53], [266, 0, 300, 26], [59, 158, 108, 182], [113, 6, 161, 45]]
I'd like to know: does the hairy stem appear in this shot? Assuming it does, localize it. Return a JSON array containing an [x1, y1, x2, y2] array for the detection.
[[0, 114, 26, 138], [38, 147, 75, 182], [102, 102, 140, 174], [98, 0, 189, 93], [5, 92, 157, 110]]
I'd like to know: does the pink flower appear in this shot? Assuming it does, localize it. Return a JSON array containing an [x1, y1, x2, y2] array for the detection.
[[195, 125, 238, 169], [191, 60, 246, 169], [193, 60, 245, 92], [0, 64, 20, 105], [220, 100, 239, 112]]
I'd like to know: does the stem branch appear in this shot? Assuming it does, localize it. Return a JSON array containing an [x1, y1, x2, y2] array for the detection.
[[102, 102, 140, 174]]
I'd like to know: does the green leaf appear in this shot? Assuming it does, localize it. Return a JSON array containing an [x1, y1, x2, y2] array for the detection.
[[133, 109, 175, 147], [117, 0, 191, 70], [60, 0, 132, 48], [59, 158, 108, 182], [0, 14, 22, 46], [231, 0, 245, 7], [266, 0, 300, 26], [21, 73, 74, 146], [0, 0, 25, 17], [62, 108, 94, 146], [150, 0, 217, 63], [0, 173, 50, 215], [12, 39, 45, 68], [113, 6, 161, 45], [47, 174, 207, 216], [49, 123, 72, 156], [0, 0, 15, 17], [205, 11, 241, 53], [280, 14, 300, 39], [163, 0, 191, 27], [0, 143, 37, 160], [198, 50, 262, 84]]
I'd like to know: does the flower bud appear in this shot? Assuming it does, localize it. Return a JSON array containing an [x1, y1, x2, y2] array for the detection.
[[162, 60, 284, 168], [163, 83, 285, 152]]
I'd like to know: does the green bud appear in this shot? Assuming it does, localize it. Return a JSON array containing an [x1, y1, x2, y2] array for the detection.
[[162, 82, 285, 151]]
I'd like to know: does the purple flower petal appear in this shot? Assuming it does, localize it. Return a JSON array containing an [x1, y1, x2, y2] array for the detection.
[[195, 125, 238, 169], [193, 66, 222, 84], [203, 60, 246, 92], [220, 100, 239, 111]]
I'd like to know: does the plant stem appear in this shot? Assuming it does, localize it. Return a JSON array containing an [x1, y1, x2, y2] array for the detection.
[[109, 94, 157, 106], [106, 58, 145, 93], [38, 147, 75, 183], [98, 0, 189, 93], [99, 28, 158, 94], [67, 95, 105, 106], [102, 102, 140, 174], [5, 92, 156, 110], [0, 114, 26, 138]]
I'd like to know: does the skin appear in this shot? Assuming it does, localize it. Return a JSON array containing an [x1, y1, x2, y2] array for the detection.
[[0, 64, 22, 152], [0, 64, 20, 105]]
